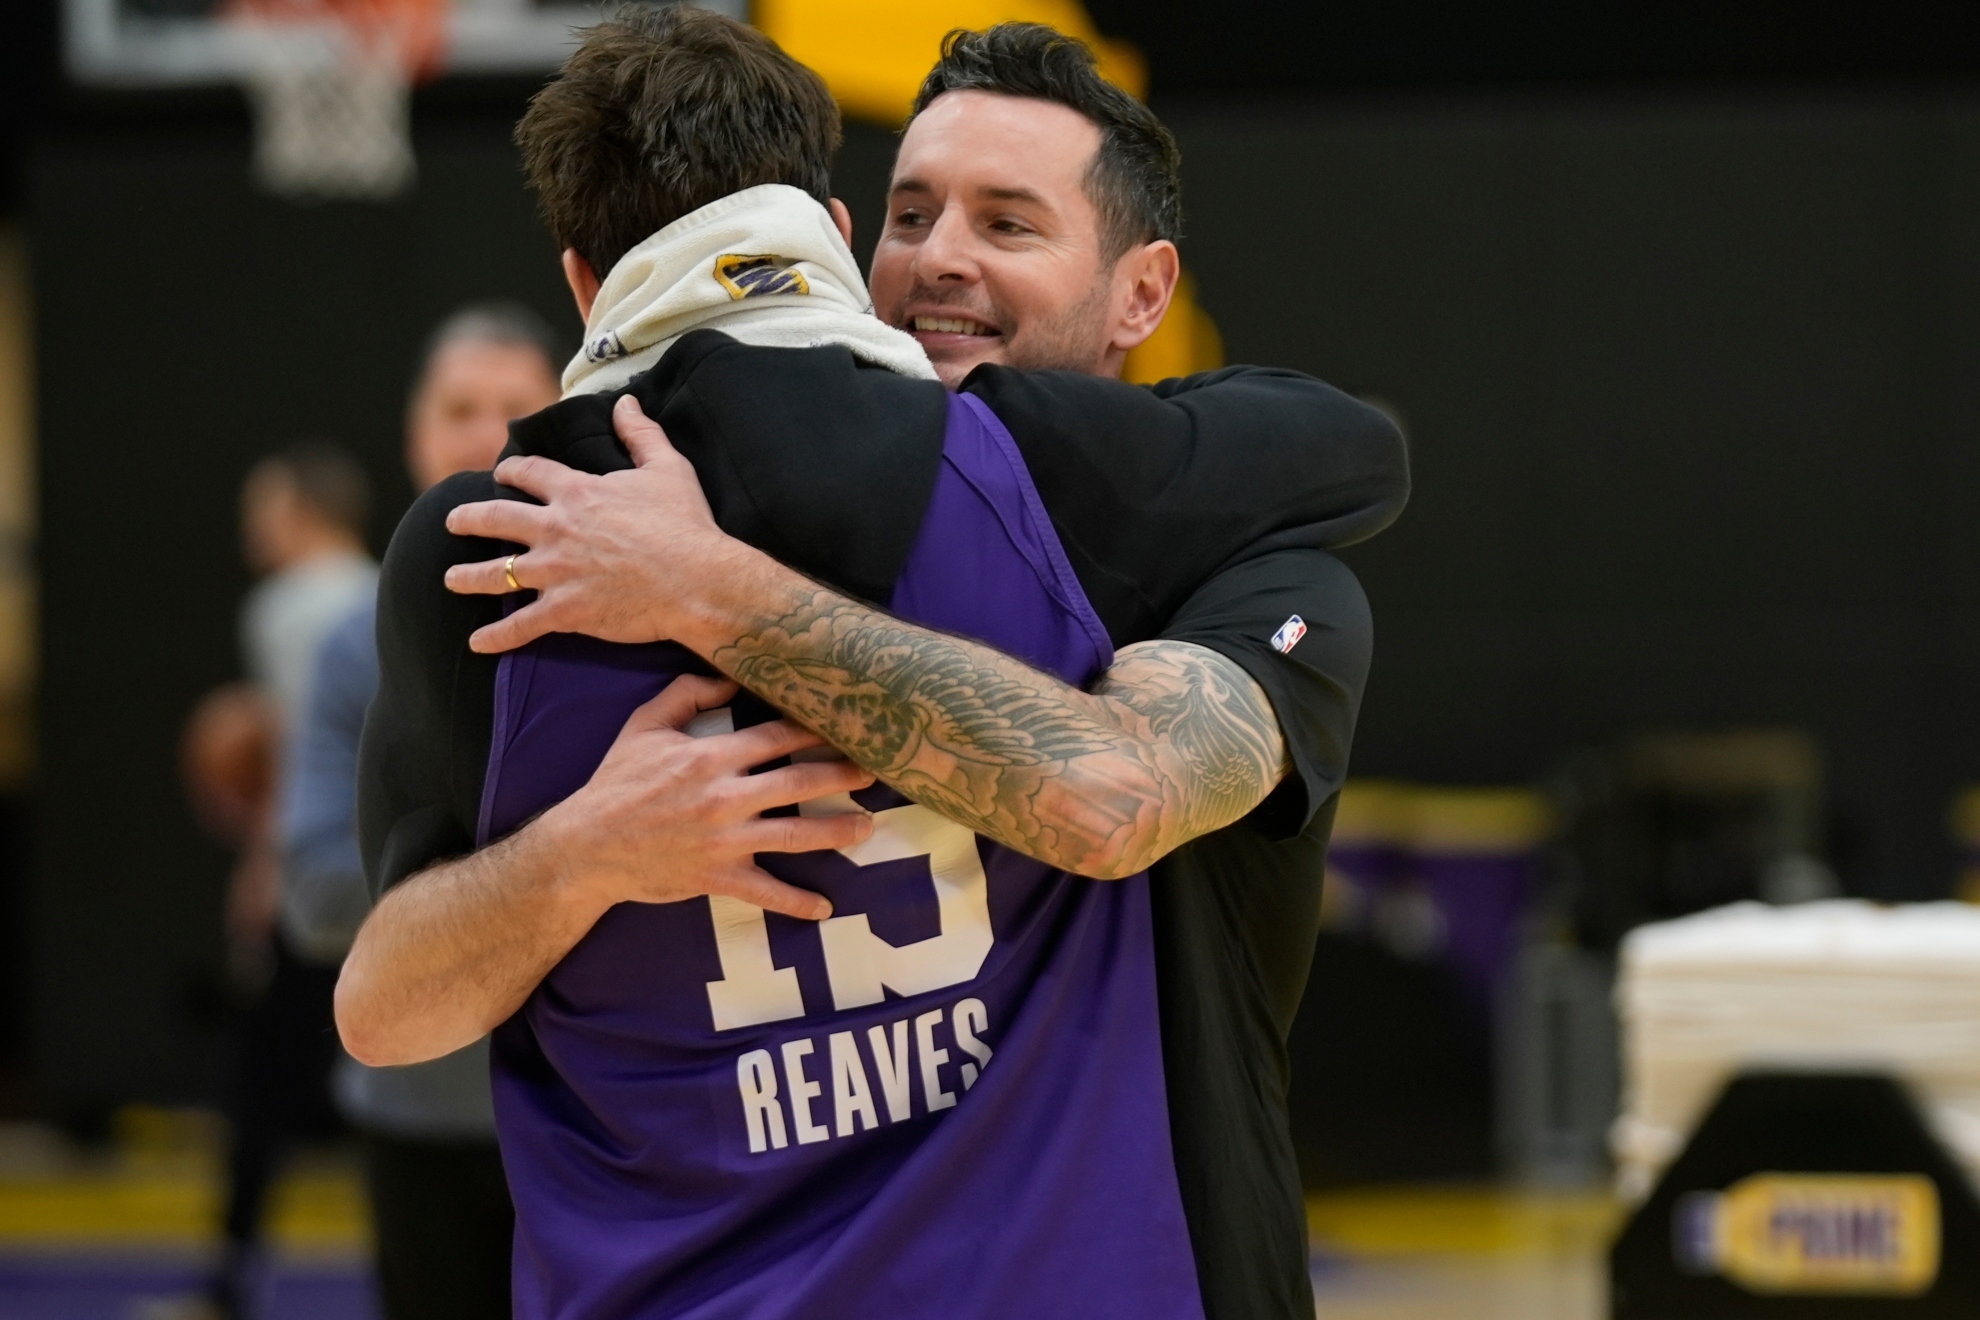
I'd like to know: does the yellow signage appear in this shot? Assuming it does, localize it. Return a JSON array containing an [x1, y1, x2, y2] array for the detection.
[[1678, 1173, 1940, 1296], [755, 0, 1145, 128]]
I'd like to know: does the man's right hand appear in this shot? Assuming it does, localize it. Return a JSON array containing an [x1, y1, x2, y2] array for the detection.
[[535, 674, 874, 921], [336, 674, 873, 1067]]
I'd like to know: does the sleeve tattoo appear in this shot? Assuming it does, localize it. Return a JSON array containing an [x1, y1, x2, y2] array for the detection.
[[709, 589, 1290, 878]]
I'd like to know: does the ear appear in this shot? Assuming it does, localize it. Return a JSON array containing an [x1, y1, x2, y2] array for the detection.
[[828, 198, 855, 251], [1110, 239, 1181, 354], [561, 248, 603, 323]]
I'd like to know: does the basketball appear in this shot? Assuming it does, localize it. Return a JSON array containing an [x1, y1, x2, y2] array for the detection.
[[180, 682, 277, 846]]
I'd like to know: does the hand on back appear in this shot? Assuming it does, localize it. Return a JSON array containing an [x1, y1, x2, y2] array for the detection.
[[534, 675, 873, 922]]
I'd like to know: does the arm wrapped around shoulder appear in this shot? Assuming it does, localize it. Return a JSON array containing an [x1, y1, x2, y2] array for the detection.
[[1155, 547, 1373, 841], [962, 363, 1406, 639]]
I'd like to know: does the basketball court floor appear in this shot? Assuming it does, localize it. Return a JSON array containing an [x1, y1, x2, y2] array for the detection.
[[1306, 1186, 1611, 1319], [0, 1114, 370, 1319], [0, 1110, 1611, 1320]]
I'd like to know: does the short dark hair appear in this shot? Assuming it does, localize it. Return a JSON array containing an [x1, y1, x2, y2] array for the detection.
[[418, 301, 563, 384], [515, 5, 842, 278], [910, 23, 1182, 262], [261, 442, 370, 537]]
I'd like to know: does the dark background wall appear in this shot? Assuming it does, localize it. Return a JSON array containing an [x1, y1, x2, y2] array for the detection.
[[18, 7, 1980, 1112], [1173, 91, 1980, 900], [30, 119, 579, 1113]]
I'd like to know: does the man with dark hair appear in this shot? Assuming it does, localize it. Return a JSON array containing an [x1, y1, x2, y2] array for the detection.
[[513, 8, 841, 290], [880, 23, 1186, 383], [923, 25, 1181, 246], [403, 302, 564, 490], [208, 439, 375, 1318], [871, 33, 1346, 1312], [239, 442, 374, 728], [916, 24, 1182, 255], [231, 440, 376, 963], [503, 6, 923, 398], [341, 11, 1400, 1318]]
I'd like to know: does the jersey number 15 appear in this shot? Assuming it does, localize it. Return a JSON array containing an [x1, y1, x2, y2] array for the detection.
[[690, 709, 995, 1031]]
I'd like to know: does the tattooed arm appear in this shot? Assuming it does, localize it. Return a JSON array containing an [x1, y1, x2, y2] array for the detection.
[[445, 395, 1291, 878], [707, 583, 1289, 879]]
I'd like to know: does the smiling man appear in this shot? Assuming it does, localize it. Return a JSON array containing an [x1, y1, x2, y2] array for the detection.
[[342, 17, 1402, 1320], [878, 77, 1179, 384]]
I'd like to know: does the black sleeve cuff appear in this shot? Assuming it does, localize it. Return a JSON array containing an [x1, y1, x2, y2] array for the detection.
[[1156, 549, 1373, 842]]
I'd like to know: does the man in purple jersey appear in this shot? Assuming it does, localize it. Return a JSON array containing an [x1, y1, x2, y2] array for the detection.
[[341, 15, 1403, 1319]]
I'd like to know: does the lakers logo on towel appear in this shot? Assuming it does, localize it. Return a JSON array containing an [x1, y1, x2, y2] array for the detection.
[[714, 254, 810, 301]]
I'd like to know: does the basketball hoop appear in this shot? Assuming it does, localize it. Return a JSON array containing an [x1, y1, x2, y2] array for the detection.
[[224, 0, 447, 201]]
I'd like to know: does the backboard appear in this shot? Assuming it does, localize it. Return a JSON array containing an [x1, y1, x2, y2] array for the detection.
[[63, 0, 746, 88]]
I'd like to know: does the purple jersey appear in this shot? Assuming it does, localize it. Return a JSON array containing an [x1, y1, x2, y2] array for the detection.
[[478, 393, 1203, 1319]]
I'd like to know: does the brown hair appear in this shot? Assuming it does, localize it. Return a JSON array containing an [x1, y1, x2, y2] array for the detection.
[[515, 5, 842, 279], [911, 23, 1182, 263], [254, 441, 370, 538]]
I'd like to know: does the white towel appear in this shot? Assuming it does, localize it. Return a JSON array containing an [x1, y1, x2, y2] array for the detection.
[[1614, 900, 1980, 1202], [562, 183, 937, 397]]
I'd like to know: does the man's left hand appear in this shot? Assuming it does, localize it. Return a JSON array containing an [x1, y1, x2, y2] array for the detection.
[[445, 395, 754, 653]]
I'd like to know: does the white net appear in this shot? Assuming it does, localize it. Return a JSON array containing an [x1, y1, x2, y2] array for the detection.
[[238, 20, 418, 201]]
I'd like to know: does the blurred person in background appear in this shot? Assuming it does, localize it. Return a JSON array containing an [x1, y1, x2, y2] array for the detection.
[[279, 304, 559, 1320], [205, 443, 377, 1318], [226, 444, 377, 967], [238, 445, 375, 734], [181, 686, 278, 858]]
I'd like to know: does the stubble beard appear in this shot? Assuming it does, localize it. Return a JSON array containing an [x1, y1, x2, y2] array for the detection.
[[996, 276, 1117, 377], [892, 273, 1118, 382]]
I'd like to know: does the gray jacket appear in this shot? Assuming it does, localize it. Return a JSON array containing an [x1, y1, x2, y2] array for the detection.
[[281, 598, 496, 1140]]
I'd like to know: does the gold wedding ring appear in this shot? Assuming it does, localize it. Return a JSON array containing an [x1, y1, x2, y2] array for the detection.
[[504, 553, 522, 592]]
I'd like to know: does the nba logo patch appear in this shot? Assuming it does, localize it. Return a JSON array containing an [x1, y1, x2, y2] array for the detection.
[[1270, 615, 1307, 654], [714, 253, 811, 300]]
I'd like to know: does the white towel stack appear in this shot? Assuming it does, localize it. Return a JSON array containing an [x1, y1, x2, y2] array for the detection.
[[1613, 900, 1980, 1202]]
